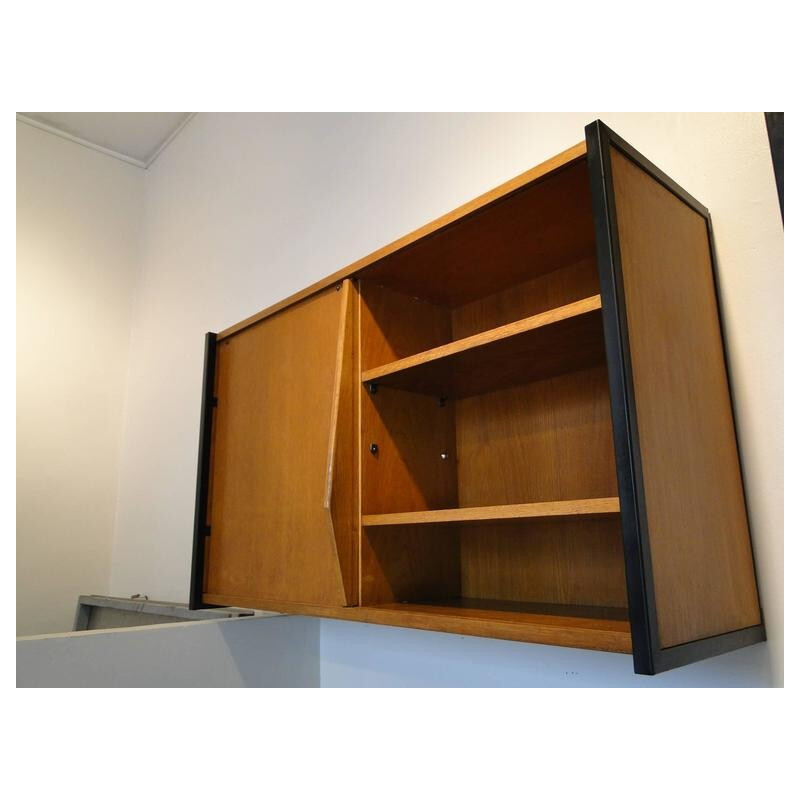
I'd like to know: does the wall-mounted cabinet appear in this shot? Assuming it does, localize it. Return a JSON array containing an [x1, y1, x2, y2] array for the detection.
[[190, 121, 764, 674]]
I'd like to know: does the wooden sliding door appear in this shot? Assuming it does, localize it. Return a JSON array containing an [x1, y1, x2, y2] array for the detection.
[[190, 281, 358, 609]]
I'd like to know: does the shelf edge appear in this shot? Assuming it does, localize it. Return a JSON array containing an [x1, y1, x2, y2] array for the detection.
[[361, 294, 602, 385], [362, 497, 621, 527], [201, 593, 633, 654]]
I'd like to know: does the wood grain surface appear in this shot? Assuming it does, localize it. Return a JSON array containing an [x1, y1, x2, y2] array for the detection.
[[460, 518, 629, 609], [324, 280, 359, 604], [610, 146, 761, 648], [205, 285, 354, 607], [365, 157, 597, 307], [359, 280, 452, 371], [361, 296, 605, 398], [362, 497, 620, 526], [201, 593, 632, 653], [456, 365, 618, 506], [451, 256, 600, 339]]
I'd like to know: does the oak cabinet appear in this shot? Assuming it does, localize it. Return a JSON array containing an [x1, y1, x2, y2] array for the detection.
[[190, 120, 764, 675]]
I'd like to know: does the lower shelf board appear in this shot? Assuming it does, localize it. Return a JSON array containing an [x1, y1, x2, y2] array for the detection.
[[380, 597, 629, 620], [202, 593, 632, 654]]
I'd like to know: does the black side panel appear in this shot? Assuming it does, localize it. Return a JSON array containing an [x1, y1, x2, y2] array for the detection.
[[189, 332, 218, 610], [585, 120, 765, 674]]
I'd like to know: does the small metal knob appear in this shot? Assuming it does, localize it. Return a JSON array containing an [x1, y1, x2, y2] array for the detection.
[[370, 443, 379, 455], [440, 451, 449, 460]]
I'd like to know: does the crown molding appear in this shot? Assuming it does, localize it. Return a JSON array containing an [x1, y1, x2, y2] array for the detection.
[[144, 113, 196, 168], [15, 113, 196, 170]]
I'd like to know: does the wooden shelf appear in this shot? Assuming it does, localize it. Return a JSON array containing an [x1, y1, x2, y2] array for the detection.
[[362, 497, 620, 527], [361, 295, 605, 398], [362, 599, 631, 653], [201, 593, 633, 653]]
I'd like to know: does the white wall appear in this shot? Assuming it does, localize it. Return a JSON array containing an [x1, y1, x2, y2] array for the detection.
[[16, 121, 144, 635], [319, 619, 772, 688], [65, 113, 781, 686]]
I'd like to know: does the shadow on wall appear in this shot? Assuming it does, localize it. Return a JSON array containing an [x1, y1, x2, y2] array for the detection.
[[16, 612, 776, 687], [318, 619, 775, 688]]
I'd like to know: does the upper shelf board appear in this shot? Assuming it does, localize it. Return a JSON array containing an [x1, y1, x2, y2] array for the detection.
[[362, 497, 621, 527], [361, 295, 605, 398]]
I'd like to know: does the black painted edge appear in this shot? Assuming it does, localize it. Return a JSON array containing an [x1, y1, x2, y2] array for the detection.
[[601, 124, 710, 218], [586, 119, 766, 675], [189, 332, 219, 610], [586, 120, 659, 675], [655, 624, 766, 672], [764, 112, 783, 221]]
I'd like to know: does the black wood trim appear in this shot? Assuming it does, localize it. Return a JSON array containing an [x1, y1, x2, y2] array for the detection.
[[189, 332, 219, 610], [586, 120, 659, 675], [656, 624, 766, 672], [764, 112, 783, 221], [585, 119, 766, 674]]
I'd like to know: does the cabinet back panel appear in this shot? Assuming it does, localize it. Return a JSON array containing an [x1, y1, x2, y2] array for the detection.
[[361, 526, 461, 606], [610, 147, 761, 647], [361, 257, 600, 372], [451, 256, 600, 340], [359, 281, 452, 371], [460, 519, 628, 608], [456, 365, 618, 506], [361, 385, 459, 514], [361, 518, 627, 610], [206, 287, 348, 606], [364, 158, 596, 308]]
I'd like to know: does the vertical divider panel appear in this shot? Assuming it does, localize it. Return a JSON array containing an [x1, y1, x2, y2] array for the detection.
[[324, 279, 359, 605]]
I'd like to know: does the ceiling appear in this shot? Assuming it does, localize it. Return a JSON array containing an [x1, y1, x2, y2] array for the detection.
[[17, 112, 194, 168]]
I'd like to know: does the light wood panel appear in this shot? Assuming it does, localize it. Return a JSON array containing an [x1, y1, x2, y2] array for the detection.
[[217, 141, 587, 339], [359, 281, 451, 371], [456, 365, 618, 506], [361, 258, 600, 376], [451, 256, 600, 339], [206, 285, 353, 607], [362, 296, 605, 398], [361, 385, 458, 514], [362, 498, 620, 527], [324, 280, 358, 604], [361, 525, 461, 606], [201, 593, 633, 653], [460, 518, 629, 609], [610, 146, 761, 648]]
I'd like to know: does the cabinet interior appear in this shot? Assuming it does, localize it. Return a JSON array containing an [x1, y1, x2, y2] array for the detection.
[[358, 156, 627, 624]]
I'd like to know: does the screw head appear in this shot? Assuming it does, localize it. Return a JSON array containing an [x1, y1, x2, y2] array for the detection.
[[370, 443, 379, 455]]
